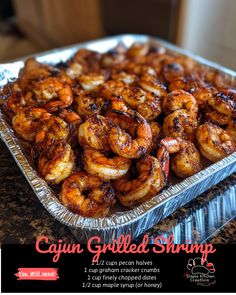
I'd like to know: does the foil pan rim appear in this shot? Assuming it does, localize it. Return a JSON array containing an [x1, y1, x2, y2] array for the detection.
[[0, 34, 236, 233]]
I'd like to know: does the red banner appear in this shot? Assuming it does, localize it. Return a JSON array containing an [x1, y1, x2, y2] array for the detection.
[[15, 268, 59, 281]]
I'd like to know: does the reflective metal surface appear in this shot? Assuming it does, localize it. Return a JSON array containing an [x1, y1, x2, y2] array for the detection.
[[0, 34, 236, 243]]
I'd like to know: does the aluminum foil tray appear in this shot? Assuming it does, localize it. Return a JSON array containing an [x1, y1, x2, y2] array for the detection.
[[1, 34, 236, 243]]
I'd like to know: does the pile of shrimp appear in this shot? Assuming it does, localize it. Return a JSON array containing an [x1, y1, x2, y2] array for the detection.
[[1, 42, 236, 217]]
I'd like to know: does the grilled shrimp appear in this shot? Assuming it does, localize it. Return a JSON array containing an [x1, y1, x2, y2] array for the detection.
[[59, 172, 115, 217], [196, 122, 236, 162], [107, 95, 130, 113], [35, 115, 69, 151], [121, 86, 146, 108], [78, 115, 110, 150], [12, 107, 48, 141], [34, 77, 73, 111], [78, 73, 105, 91], [162, 63, 185, 82], [111, 72, 136, 84], [18, 58, 52, 90], [65, 62, 84, 79], [126, 43, 149, 58], [208, 91, 236, 117], [226, 121, 236, 142], [160, 137, 202, 178], [138, 74, 167, 97], [136, 91, 162, 121], [163, 109, 198, 140], [147, 121, 162, 153], [113, 154, 165, 207], [205, 109, 231, 126], [169, 76, 213, 106], [99, 80, 126, 99], [107, 110, 152, 158], [38, 142, 75, 184], [75, 91, 105, 119], [4, 91, 36, 116], [84, 148, 131, 180], [163, 89, 198, 117]]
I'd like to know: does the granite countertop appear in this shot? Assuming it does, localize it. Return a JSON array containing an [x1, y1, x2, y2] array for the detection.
[[0, 139, 236, 244]]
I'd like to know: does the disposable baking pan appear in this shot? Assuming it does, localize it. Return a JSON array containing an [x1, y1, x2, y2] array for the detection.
[[1, 34, 236, 243]]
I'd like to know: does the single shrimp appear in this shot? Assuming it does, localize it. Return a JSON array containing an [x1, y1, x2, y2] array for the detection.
[[147, 121, 162, 153], [205, 109, 232, 126], [78, 73, 105, 91], [120, 86, 146, 108], [111, 71, 136, 84], [65, 62, 84, 79], [162, 89, 198, 117], [208, 91, 236, 117], [12, 107, 49, 141], [38, 142, 75, 184], [83, 148, 131, 180], [18, 58, 52, 90], [112, 154, 166, 207], [168, 76, 213, 106], [33, 77, 73, 111], [99, 80, 126, 99], [226, 120, 236, 142], [4, 91, 36, 116], [78, 115, 110, 150], [126, 43, 149, 58], [196, 122, 236, 162], [75, 91, 106, 119], [136, 91, 162, 121], [35, 115, 69, 151], [160, 137, 202, 178], [163, 109, 198, 140], [162, 62, 185, 82], [138, 74, 167, 97], [107, 110, 152, 158], [59, 172, 115, 217]]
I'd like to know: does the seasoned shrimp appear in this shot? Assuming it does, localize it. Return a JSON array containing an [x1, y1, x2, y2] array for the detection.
[[84, 148, 131, 180], [208, 91, 236, 117], [78, 115, 110, 150], [138, 74, 167, 97], [126, 43, 149, 58], [205, 109, 231, 126], [163, 109, 198, 139], [111, 71, 136, 84], [147, 121, 162, 153], [169, 76, 213, 106], [196, 122, 236, 162], [38, 142, 75, 184], [136, 91, 161, 121], [18, 58, 52, 90], [35, 115, 69, 151], [65, 62, 84, 79], [75, 91, 106, 119], [226, 121, 236, 142], [113, 154, 165, 207], [99, 80, 126, 99], [160, 137, 202, 178], [34, 77, 73, 111], [162, 89, 198, 117], [107, 95, 130, 113], [59, 172, 115, 217], [78, 73, 105, 91], [162, 63, 185, 82], [4, 91, 36, 116], [121, 86, 146, 108], [107, 110, 152, 158], [12, 107, 48, 141]]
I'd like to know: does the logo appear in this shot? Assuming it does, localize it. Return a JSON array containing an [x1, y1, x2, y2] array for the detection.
[[184, 257, 216, 286]]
